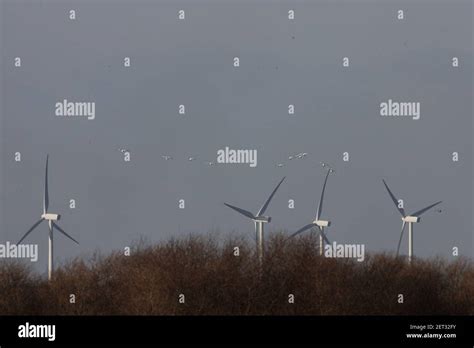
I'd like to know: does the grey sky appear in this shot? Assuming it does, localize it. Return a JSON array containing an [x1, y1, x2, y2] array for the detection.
[[0, 0, 472, 275]]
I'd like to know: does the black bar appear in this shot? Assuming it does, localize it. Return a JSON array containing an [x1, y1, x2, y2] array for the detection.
[[0, 316, 472, 345]]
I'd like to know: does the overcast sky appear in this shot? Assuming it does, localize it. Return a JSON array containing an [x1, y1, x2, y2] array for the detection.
[[0, 0, 472, 275]]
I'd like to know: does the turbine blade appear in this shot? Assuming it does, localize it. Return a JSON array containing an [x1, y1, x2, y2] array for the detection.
[[288, 223, 315, 239], [257, 176, 285, 217], [52, 222, 79, 244], [411, 201, 442, 217], [44, 154, 49, 214], [316, 170, 331, 220], [382, 179, 406, 217], [224, 203, 255, 220], [17, 219, 44, 245], [396, 222, 406, 257], [318, 227, 330, 244]]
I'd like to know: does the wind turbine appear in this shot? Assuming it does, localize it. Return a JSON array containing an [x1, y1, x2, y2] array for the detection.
[[17, 155, 79, 280], [382, 179, 442, 263], [224, 177, 285, 265], [289, 167, 334, 255]]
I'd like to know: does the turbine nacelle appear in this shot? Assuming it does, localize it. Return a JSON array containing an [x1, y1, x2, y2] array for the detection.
[[402, 216, 419, 223], [254, 216, 271, 223], [41, 213, 60, 221], [314, 219, 331, 227]]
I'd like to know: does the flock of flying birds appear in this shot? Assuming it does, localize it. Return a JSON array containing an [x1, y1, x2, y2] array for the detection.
[[275, 152, 336, 173], [276, 152, 308, 167], [116, 148, 441, 220], [276, 152, 335, 171], [118, 148, 319, 168]]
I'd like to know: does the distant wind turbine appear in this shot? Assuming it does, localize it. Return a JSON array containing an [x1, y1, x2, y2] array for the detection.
[[17, 155, 79, 281], [224, 177, 285, 265], [289, 167, 334, 255], [382, 179, 442, 263]]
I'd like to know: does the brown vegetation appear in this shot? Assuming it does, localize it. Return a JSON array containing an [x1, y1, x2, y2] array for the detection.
[[0, 232, 472, 315]]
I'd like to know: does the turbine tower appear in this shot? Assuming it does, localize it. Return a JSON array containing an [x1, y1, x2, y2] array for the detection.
[[17, 155, 79, 280], [382, 179, 441, 263], [224, 177, 285, 265], [289, 167, 334, 255]]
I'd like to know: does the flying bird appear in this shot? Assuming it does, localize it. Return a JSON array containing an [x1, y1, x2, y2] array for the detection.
[[295, 152, 308, 159]]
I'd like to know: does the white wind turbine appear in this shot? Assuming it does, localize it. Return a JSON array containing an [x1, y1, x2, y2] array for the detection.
[[382, 179, 442, 263], [289, 166, 334, 255], [17, 155, 79, 280], [224, 177, 285, 265]]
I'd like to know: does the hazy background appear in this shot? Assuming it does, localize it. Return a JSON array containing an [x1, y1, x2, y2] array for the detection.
[[0, 0, 472, 275]]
